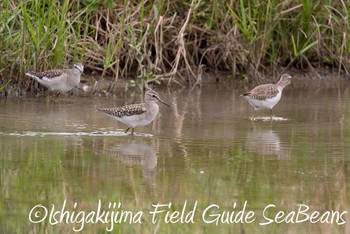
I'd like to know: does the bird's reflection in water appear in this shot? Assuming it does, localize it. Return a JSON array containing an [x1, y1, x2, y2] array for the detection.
[[104, 141, 157, 179], [245, 127, 290, 159]]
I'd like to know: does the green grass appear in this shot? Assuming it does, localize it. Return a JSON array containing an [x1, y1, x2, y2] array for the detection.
[[0, 79, 11, 92], [0, 0, 348, 94]]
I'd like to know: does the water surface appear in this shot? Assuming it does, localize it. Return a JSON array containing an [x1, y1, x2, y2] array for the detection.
[[1, 81, 350, 233]]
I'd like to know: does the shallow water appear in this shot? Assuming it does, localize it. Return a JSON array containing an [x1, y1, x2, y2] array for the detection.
[[1, 81, 350, 233]]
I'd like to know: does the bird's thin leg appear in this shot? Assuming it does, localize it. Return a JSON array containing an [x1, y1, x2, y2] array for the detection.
[[125, 127, 130, 133], [131, 128, 135, 136], [251, 111, 255, 121], [55, 92, 60, 103], [270, 109, 273, 121], [46, 91, 51, 102]]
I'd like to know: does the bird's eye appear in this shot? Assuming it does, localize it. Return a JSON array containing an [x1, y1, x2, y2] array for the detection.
[[152, 95, 156, 98]]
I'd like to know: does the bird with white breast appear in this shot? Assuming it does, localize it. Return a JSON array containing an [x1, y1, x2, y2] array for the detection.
[[241, 73, 293, 121], [97, 90, 170, 136], [26, 63, 85, 101]]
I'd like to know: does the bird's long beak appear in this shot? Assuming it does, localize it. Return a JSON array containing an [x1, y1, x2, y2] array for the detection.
[[81, 72, 86, 78], [290, 83, 294, 88], [157, 97, 170, 107]]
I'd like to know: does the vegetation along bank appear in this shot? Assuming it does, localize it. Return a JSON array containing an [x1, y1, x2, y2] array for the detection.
[[0, 0, 349, 96]]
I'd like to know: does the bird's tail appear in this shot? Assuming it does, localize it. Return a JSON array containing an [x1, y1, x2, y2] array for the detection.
[[240, 92, 250, 97], [25, 72, 41, 83]]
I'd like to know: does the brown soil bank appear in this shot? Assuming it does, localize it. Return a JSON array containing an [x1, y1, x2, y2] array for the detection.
[[0, 0, 349, 96]]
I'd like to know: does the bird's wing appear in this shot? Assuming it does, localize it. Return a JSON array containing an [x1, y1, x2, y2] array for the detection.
[[27, 70, 65, 80], [98, 104, 146, 118], [243, 84, 279, 100]]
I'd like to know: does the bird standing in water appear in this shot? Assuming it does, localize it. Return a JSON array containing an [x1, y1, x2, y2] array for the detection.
[[241, 73, 293, 121], [97, 90, 170, 135], [26, 63, 85, 101]]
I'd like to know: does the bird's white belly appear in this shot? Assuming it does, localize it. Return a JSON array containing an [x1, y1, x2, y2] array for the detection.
[[246, 92, 282, 110], [48, 83, 73, 92], [113, 106, 159, 128], [41, 76, 79, 92]]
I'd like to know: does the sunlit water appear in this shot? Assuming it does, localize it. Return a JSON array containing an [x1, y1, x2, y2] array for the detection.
[[1, 81, 350, 233]]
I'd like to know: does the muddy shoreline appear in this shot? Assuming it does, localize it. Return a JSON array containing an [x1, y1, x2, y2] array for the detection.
[[1, 67, 349, 99]]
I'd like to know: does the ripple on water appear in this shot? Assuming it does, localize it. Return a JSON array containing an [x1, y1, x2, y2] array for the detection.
[[0, 130, 153, 138], [252, 116, 289, 121]]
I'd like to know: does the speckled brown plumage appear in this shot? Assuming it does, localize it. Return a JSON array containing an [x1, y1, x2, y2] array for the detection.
[[97, 104, 146, 118], [97, 90, 170, 135], [242, 84, 279, 100], [25, 63, 85, 97], [27, 70, 66, 79], [241, 73, 293, 120]]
